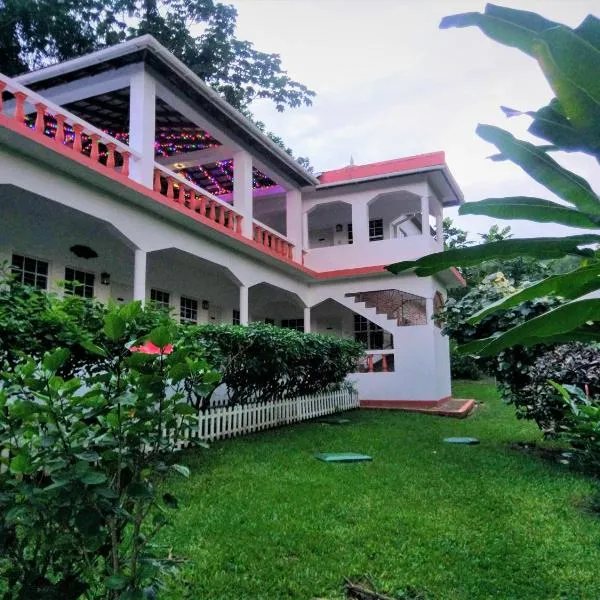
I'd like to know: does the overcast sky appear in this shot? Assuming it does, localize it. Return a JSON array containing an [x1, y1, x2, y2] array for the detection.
[[230, 0, 599, 240]]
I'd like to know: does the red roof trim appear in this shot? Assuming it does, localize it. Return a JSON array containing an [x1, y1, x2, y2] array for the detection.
[[318, 151, 446, 185]]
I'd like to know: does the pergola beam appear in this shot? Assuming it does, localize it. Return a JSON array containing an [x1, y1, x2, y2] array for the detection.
[[156, 145, 233, 168], [12, 63, 142, 108]]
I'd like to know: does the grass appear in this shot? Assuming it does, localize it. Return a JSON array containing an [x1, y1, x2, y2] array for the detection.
[[161, 380, 600, 599]]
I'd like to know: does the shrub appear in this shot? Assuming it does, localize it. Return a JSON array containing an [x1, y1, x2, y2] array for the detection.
[[0, 302, 218, 598], [521, 344, 600, 435], [450, 341, 482, 380], [554, 383, 600, 476], [181, 323, 363, 408], [441, 273, 565, 430], [0, 268, 171, 377]]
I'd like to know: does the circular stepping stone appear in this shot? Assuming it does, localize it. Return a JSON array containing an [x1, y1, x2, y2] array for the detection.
[[443, 437, 480, 445]]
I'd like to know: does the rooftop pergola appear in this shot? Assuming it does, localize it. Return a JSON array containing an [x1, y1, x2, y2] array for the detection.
[[50, 88, 278, 196]]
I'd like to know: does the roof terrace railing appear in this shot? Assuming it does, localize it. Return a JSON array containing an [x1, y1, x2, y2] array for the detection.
[[0, 73, 140, 176]]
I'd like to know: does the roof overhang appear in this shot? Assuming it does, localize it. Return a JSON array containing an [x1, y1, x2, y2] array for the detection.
[[15, 35, 319, 189], [316, 164, 463, 206]]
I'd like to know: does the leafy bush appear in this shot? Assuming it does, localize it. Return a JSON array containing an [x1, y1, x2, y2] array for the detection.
[[0, 302, 218, 599], [0, 267, 171, 377], [181, 323, 363, 408], [441, 273, 566, 430], [521, 344, 600, 435], [554, 383, 600, 476], [450, 341, 482, 380]]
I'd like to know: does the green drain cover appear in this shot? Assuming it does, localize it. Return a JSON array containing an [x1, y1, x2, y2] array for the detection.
[[317, 418, 351, 425], [443, 437, 480, 445], [315, 453, 372, 463]]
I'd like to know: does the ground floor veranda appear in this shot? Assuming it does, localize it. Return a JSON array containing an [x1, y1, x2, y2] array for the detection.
[[0, 180, 451, 403]]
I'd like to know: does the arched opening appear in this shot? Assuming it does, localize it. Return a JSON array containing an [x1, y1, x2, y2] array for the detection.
[[0, 185, 136, 304], [146, 248, 241, 325], [249, 282, 305, 329], [367, 191, 422, 242], [307, 201, 352, 249]]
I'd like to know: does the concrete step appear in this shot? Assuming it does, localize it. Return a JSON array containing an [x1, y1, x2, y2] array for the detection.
[[360, 398, 476, 419]]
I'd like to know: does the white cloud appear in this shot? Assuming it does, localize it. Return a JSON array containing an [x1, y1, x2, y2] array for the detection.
[[231, 0, 599, 238]]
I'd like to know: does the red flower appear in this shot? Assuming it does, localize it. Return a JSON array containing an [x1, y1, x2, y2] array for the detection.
[[130, 341, 173, 355]]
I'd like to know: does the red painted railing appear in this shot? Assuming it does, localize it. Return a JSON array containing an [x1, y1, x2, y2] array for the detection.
[[0, 74, 138, 176], [153, 165, 244, 235], [253, 221, 294, 260], [357, 352, 395, 373]]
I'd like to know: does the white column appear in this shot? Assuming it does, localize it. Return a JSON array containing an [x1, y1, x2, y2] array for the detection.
[[128, 69, 156, 187], [436, 213, 444, 249], [426, 297, 434, 325], [286, 189, 303, 261], [239, 285, 249, 325], [302, 210, 309, 252], [421, 196, 430, 237], [351, 201, 369, 246], [233, 150, 253, 238], [133, 249, 147, 303], [303, 306, 311, 333]]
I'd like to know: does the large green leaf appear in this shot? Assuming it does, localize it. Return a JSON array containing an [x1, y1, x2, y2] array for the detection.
[[500, 99, 600, 158], [386, 235, 600, 276], [459, 197, 599, 228], [460, 299, 600, 355], [576, 15, 600, 52], [477, 125, 600, 214], [468, 263, 600, 324], [534, 26, 600, 138], [440, 4, 560, 56]]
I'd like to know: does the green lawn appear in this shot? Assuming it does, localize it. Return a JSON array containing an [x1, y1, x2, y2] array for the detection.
[[162, 381, 600, 599]]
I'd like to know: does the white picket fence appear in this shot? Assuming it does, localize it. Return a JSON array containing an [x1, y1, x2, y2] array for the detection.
[[0, 390, 359, 473], [171, 388, 359, 448]]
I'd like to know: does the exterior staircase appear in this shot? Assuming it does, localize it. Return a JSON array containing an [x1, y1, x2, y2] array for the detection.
[[344, 289, 427, 328]]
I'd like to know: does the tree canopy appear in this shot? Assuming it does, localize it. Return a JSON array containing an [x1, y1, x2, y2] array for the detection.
[[0, 0, 315, 115]]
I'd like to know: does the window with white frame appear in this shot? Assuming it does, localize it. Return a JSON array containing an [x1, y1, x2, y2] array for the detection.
[[369, 218, 384, 242], [180, 296, 198, 324], [353, 314, 393, 350], [281, 318, 304, 332], [150, 288, 170, 311], [64, 267, 95, 298], [11, 254, 49, 290], [232, 309, 240, 325], [347, 223, 353, 244]]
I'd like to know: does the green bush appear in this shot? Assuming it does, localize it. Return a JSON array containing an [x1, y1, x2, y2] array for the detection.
[[522, 344, 600, 435], [181, 323, 363, 408], [555, 384, 600, 476], [0, 303, 218, 599], [441, 273, 565, 430], [450, 341, 482, 380], [1, 272, 363, 411], [0, 267, 171, 377]]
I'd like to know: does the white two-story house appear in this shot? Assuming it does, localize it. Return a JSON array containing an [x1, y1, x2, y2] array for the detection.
[[0, 36, 464, 409]]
